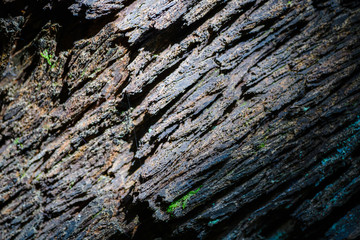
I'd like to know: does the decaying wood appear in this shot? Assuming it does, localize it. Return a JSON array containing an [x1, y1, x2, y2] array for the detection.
[[1, 0, 360, 239]]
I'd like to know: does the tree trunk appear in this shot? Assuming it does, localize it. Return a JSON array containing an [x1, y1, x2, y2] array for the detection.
[[1, 0, 360, 239]]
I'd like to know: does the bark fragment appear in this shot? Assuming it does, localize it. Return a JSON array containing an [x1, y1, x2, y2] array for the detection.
[[1, 0, 360, 239]]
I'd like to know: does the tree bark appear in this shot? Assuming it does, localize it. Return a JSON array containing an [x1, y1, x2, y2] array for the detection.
[[1, 0, 360, 239]]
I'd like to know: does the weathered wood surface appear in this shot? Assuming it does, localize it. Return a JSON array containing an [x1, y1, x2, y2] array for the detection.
[[1, 0, 360, 239]]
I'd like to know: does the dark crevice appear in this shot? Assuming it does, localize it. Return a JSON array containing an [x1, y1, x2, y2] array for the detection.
[[19, 54, 39, 84], [223, 99, 238, 115], [0, 0, 29, 17], [67, 75, 92, 99], [59, 50, 74, 80], [74, 124, 109, 150], [72, 196, 96, 214], [249, 210, 297, 239], [59, 81, 69, 104], [350, 143, 360, 158], [122, 189, 171, 238], [190, 93, 223, 121], [8, 0, 118, 55], [125, 57, 187, 110], [0, 188, 27, 212], [197, 116, 224, 139], [55, 13, 118, 54], [149, 123, 180, 147]]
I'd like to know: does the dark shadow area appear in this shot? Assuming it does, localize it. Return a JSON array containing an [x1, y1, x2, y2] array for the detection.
[[1, 0, 118, 55]]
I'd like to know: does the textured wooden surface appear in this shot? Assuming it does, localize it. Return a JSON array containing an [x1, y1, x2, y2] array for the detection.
[[1, 0, 360, 239]]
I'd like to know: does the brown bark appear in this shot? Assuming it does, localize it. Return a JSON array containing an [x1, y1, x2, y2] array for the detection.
[[1, 0, 360, 239]]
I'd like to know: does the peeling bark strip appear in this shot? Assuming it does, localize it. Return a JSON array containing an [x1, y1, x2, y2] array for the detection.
[[1, 0, 360, 239]]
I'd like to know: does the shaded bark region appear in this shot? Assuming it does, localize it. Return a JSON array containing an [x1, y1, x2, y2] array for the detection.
[[1, 0, 360, 239]]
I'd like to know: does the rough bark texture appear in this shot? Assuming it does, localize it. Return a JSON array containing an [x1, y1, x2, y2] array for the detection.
[[1, 0, 360, 239]]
